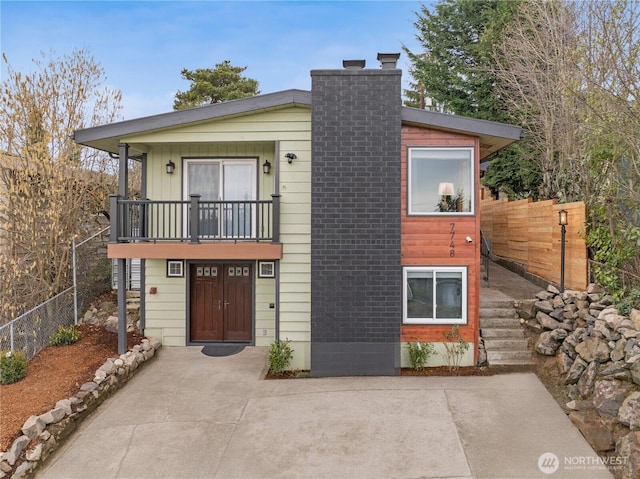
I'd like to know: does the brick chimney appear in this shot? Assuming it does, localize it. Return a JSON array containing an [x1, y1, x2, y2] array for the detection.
[[309, 54, 402, 377]]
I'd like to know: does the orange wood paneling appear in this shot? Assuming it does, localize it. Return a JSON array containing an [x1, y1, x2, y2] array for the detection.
[[108, 241, 283, 260], [481, 197, 587, 290], [400, 125, 481, 357]]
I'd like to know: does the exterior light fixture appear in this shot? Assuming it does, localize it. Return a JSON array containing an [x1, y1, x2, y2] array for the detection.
[[262, 159, 271, 174], [285, 153, 297, 164], [558, 209, 568, 292], [166, 160, 175, 175]]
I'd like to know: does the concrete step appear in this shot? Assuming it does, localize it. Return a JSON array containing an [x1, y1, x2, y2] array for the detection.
[[487, 350, 533, 364], [480, 307, 518, 318], [479, 299, 515, 309], [483, 338, 529, 350], [480, 317, 521, 329], [480, 328, 525, 339]]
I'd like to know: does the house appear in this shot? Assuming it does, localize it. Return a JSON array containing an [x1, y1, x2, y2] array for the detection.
[[73, 53, 521, 376]]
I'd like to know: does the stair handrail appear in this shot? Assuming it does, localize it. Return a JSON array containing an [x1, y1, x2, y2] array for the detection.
[[480, 229, 491, 284]]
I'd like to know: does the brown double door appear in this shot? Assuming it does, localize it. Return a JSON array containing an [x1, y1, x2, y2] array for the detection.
[[190, 263, 252, 342]]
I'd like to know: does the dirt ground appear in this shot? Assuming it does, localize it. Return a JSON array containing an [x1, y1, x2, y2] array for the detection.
[[0, 324, 141, 452]]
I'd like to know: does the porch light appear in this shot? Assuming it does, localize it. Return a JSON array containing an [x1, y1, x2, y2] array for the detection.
[[558, 209, 568, 226], [285, 152, 297, 164], [559, 209, 568, 293], [166, 160, 175, 175], [262, 159, 271, 174]]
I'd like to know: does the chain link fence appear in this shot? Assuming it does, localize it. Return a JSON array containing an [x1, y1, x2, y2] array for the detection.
[[0, 287, 75, 360], [0, 226, 111, 360]]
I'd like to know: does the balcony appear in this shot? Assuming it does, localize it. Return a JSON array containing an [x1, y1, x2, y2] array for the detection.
[[110, 194, 279, 243]]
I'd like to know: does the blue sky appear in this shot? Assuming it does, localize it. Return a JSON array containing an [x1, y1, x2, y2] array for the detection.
[[1, 0, 427, 120]]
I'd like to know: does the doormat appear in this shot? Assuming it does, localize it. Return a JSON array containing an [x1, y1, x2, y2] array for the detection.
[[201, 344, 246, 357]]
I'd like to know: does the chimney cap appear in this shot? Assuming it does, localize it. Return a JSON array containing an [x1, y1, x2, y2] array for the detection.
[[343, 59, 366, 70], [377, 52, 400, 69]]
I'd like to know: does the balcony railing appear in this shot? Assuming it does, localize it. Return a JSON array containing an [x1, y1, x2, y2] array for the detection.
[[109, 194, 279, 243]]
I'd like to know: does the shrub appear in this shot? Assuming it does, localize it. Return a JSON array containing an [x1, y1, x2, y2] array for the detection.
[[267, 338, 293, 375], [616, 288, 640, 316], [405, 339, 435, 370], [0, 350, 27, 384], [49, 325, 81, 346], [442, 325, 469, 374]]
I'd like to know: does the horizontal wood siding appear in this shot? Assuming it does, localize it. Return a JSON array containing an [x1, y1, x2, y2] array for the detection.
[[481, 197, 587, 290], [144, 259, 186, 346], [279, 137, 312, 370], [401, 126, 480, 356]]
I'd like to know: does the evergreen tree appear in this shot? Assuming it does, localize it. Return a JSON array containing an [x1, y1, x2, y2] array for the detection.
[[173, 60, 259, 110]]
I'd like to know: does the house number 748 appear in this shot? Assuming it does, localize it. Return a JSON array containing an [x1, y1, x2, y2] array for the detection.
[[449, 222, 455, 257]]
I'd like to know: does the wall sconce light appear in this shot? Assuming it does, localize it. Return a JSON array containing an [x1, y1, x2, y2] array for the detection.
[[558, 209, 568, 292], [166, 160, 175, 175], [285, 153, 297, 164], [262, 159, 271, 174]]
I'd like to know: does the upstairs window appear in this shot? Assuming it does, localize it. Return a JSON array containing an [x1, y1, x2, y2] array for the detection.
[[408, 147, 474, 215]]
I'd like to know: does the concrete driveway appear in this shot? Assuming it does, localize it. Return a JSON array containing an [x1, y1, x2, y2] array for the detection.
[[36, 345, 612, 479]]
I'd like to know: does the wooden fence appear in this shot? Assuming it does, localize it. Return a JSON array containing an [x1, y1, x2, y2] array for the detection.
[[481, 197, 588, 291]]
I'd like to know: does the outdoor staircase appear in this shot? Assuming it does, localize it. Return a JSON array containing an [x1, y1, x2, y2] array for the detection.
[[480, 298, 533, 366]]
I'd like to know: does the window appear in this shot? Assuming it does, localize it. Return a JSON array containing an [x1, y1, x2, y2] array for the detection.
[[403, 266, 467, 324], [408, 148, 474, 215], [166, 260, 184, 278], [258, 261, 275, 278]]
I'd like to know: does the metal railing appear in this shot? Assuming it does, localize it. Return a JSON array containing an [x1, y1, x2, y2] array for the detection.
[[110, 194, 278, 243], [0, 287, 74, 360], [480, 229, 492, 284]]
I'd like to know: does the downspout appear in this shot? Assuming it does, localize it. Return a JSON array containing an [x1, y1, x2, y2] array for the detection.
[[274, 141, 281, 341]]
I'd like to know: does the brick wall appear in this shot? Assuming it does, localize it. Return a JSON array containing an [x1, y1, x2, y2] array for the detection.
[[310, 65, 402, 376]]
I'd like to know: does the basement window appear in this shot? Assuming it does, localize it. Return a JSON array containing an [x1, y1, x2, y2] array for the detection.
[[403, 266, 467, 325]]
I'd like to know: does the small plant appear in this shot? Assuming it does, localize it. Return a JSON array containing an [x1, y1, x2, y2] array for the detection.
[[616, 288, 640, 316], [267, 338, 293, 375], [0, 350, 27, 384], [405, 339, 435, 371], [442, 325, 469, 374], [49, 325, 81, 346]]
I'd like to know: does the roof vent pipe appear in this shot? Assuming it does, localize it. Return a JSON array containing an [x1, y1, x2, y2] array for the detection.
[[343, 59, 366, 70], [377, 52, 400, 69]]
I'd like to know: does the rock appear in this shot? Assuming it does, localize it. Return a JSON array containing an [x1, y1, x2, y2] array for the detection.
[[630, 309, 640, 329], [80, 382, 98, 392], [618, 392, 640, 430], [517, 299, 537, 320], [39, 407, 66, 425], [611, 338, 628, 362], [548, 284, 561, 295], [577, 361, 599, 398], [22, 415, 45, 440], [619, 328, 640, 339], [535, 300, 555, 314], [549, 309, 564, 321], [550, 328, 568, 341], [616, 431, 640, 479], [565, 357, 588, 385], [600, 360, 628, 377], [575, 338, 611, 363], [4, 435, 30, 465], [25, 443, 43, 462], [587, 283, 604, 294], [593, 320, 613, 340], [98, 360, 117, 375], [553, 295, 565, 309], [631, 362, 640, 386], [535, 331, 562, 356], [537, 311, 561, 330], [105, 315, 118, 333], [603, 312, 626, 331], [566, 399, 594, 411], [601, 295, 614, 306], [569, 409, 615, 451], [537, 291, 554, 301], [593, 379, 633, 417], [55, 399, 72, 415], [12, 460, 34, 479], [627, 354, 640, 365], [557, 351, 574, 374]]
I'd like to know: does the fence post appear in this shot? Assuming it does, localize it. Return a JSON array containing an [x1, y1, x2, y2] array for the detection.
[[72, 236, 78, 325], [189, 194, 201, 244]]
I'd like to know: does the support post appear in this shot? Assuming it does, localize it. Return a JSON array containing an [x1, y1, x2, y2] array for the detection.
[[189, 194, 201, 244], [117, 258, 127, 355], [271, 194, 280, 243]]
